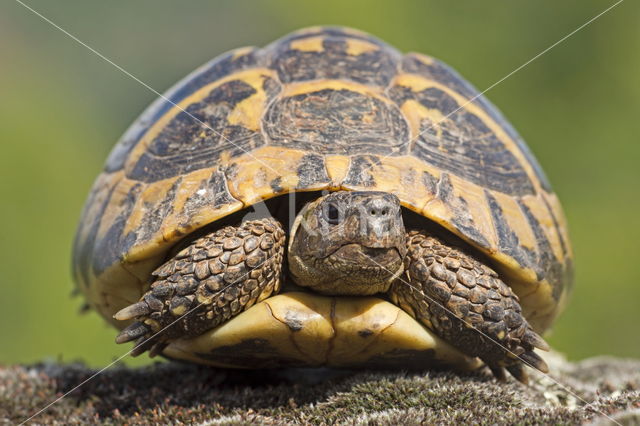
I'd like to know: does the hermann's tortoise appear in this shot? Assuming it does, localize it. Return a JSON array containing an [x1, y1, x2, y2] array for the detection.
[[73, 27, 573, 382]]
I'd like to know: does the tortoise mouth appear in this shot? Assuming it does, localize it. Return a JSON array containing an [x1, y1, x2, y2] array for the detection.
[[298, 244, 404, 295], [327, 244, 402, 268]]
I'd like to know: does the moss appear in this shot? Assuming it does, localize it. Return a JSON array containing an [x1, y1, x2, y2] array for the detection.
[[2, 355, 639, 425]]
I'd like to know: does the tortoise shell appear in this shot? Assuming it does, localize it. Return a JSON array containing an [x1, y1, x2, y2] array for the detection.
[[73, 26, 572, 368]]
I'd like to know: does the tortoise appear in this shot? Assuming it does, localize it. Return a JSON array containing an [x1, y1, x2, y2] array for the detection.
[[73, 26, 573, 383]]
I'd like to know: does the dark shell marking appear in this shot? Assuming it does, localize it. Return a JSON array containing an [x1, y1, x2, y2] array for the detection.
[[517, 201, 566, 302], [194, 338, 308, 368], [431, 172, 490, 249], [194, 341, 443, 370], [389, 85, 535, 196], [296, 154, 331, 189], [92, 183, 142, 275], [265, 88, 410, 155], [343, 155, 382, 187], [73, 178, 118, 287], [128, 80, 264, 183], [137, 178, 182, 243], [400, 54, 552, 192], [104, 47, 260, 173], [486, 191, 538, 276], [180, 171, 238, 222], [267, 33, 400, 87]]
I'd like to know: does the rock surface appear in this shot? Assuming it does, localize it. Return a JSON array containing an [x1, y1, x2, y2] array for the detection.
[[2, 353, 639, 425]]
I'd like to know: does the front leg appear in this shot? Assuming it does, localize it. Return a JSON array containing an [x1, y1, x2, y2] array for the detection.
[[389, 230, 549, 383], [114, 218, 285, 357]]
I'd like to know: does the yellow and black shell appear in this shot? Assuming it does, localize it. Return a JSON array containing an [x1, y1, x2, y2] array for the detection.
[[73, 27, 572, 368]]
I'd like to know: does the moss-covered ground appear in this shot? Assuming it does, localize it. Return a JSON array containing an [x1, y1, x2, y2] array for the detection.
[[2, 354, 639, 425]]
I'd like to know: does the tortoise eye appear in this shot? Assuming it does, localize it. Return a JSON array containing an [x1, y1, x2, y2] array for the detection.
[[325, 203, 341, 225]]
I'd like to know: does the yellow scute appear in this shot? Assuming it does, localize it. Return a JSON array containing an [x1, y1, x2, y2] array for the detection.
[[345, 39, 379, 56], [289, 36, 324, 52]]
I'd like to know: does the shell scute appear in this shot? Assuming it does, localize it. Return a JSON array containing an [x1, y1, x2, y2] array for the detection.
[[388, 75, 535, 197], [265, 27, 401, 88], [400, 52, 553, 193], [104, 46, 261, 174], [264, 86, 410, 155], [126, 78, 265, 183]]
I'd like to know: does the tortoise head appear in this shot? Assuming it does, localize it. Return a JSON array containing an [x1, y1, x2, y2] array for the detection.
[[288, 191, 407, 295]]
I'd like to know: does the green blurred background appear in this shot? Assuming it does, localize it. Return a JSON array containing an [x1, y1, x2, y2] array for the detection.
[[1, 1, 638, 367]]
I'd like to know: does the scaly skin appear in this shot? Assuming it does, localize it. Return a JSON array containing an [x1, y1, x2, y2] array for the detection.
[[114, 218, 285, 357], [389, 231, 549, 383]]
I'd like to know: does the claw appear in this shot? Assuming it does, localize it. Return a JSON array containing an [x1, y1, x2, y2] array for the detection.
[[488, 365, 507, 382], [115, 321, 150, 344], [149, 341, 169, 358], [116, 319, 169, 357], [506, 363, 529, 385], [113, 301, 151, 321], [523, 330, 550, 352], [520, 350, 549, 373], [131, 336, 154, 357]]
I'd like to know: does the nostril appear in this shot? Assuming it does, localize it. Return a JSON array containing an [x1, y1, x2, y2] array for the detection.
[[368, 207, 395, 218], [365, 198, 400, 219]]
